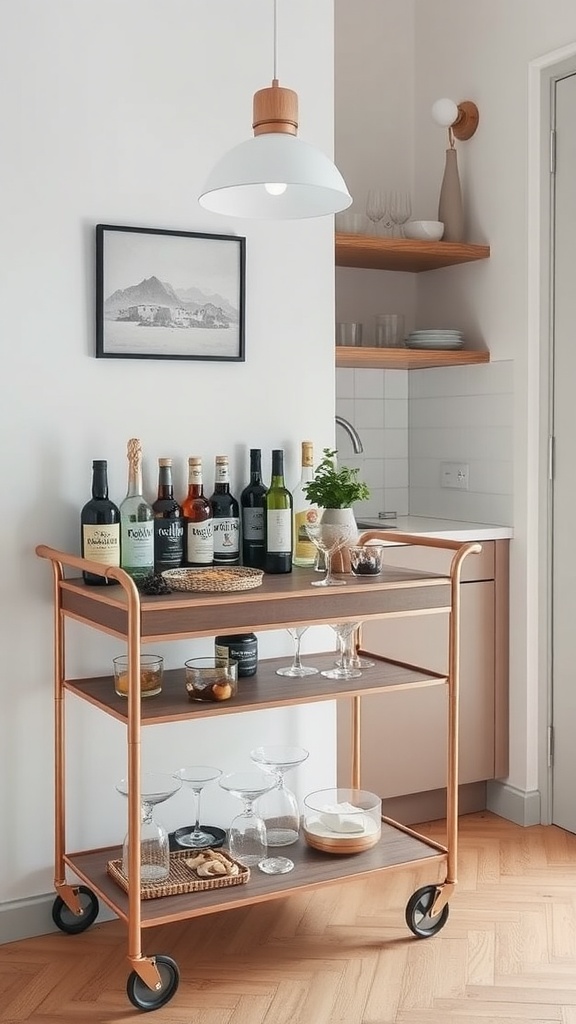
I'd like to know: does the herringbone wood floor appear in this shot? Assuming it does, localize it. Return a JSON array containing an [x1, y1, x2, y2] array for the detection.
[[3, 812, 576, 1023]]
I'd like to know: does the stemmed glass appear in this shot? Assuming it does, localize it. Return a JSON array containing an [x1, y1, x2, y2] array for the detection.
[[389, 191, 412, 237], [305, 521, 354, 587], [321, 623, 363, 680], [219, 771, 276, 868], [335, 622, 375, 670], [250, 745, 309, 874], [116, 772, 182, 883], [366, 188, 386, 235], [172, 766, 222, 849], [276, 626, 318, 678]]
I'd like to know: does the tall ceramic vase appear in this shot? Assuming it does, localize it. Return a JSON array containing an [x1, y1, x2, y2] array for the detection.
[[438, 147, 464, 242], [321, 507, 358, 574]]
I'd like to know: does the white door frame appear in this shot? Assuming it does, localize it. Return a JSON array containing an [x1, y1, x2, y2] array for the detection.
[[528, 43, 576, 826]]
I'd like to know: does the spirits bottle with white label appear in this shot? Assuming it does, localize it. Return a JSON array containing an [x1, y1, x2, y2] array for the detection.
[[119, 438, 154, 584], [81, 459, 120, 586], [182, 457, 213, 566], [210, 455, 240, 565]]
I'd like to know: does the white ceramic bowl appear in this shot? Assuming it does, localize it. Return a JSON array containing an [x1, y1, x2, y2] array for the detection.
[[404, 220, 444, 241]]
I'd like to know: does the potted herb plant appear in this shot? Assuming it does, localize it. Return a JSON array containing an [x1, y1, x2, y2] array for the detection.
[[302, 449, 370, 572]]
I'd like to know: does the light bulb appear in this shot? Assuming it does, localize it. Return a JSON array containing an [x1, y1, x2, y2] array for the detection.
[[431, 98, 459, 128], [264, 182, 288, 196]]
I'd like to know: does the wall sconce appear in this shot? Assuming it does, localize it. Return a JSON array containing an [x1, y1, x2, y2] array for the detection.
[[431, 98, 480, 242], [198, 0, 352, 220]]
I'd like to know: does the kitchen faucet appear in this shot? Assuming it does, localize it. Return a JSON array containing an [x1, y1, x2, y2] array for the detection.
[[335, 415, 363, 454]]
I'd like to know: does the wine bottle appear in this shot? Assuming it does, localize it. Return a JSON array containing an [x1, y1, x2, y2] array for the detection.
[[240, 448, 268, 568], [264, 449, 293, 574], [210, 455, 240, 565], [152, 458, 184, 573], [292, 440, 319, 567], [182, 456, 213, 566], [81, 459, 120, 586], [119, 438, 154, 584]]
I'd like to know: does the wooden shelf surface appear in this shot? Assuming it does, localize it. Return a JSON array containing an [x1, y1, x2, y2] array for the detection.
[[336, 345, 490, 370], [335, 233, 490, 273]]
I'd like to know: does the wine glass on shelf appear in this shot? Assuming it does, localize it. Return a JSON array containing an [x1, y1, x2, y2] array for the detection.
[[335, 622, 375, 670], [366, 188, 386, 235], [305, 521, 355, 587], [249, 745, 310, 874], [172, 766, 222, 849], [115, 772, 182, 884], [389, 191, 412, 237], [321, 623, 363, 680], [276, 626, 318, 678], [219, 771, 276, 868]]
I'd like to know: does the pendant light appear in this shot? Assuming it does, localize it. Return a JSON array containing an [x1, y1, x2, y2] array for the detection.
[[198, 0, 352, 220]]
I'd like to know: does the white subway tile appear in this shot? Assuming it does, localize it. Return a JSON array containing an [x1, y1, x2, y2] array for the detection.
[[355, 369, 385, 399], [336, 368, 355, 399]]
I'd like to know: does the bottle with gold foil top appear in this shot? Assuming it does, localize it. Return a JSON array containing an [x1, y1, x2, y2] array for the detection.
[[119, 438, 154, 583], [292, 441, 318, 567]]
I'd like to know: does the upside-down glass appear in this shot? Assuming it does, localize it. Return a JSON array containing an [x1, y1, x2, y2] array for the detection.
[[249, 746, 310, 874], [322, 622, 363, 680], [335, 622, 375, 670], [116, 773, 182, 883], [172, 766, 222, 849], [276, 626, 318, 678], [219, 771, 276, 868], [305, 521, 355, 587]]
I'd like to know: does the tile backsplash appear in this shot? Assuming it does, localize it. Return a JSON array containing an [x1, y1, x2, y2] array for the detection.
[[336, 360, 513, 526]]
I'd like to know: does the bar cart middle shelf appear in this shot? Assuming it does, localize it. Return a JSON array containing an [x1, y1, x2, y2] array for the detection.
[[37, 535, 480, 1012]]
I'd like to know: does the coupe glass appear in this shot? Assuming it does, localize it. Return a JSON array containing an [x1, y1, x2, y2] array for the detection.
[[219, 771, 276, 868], [116, 772, 182, 883], [322, 623, 363, 680], [172, 766, 222, 848], [335, 622, 375, 670], [276, 626, 318, 678], [305, 521, 354, 587], [250, 745, 310, 874]]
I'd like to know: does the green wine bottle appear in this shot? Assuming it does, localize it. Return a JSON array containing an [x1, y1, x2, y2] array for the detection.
[[264, 449, 293, 574]]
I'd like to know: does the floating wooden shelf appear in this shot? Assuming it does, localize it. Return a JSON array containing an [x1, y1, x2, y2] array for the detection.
[[335, 233, 490, 273], [336, 345, 490, 370]]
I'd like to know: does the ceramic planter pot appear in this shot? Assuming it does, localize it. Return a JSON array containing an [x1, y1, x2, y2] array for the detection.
[[320, 507, 358, 573]]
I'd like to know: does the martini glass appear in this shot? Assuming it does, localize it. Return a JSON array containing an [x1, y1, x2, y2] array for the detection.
[[276, 626, 318, 677], [116, 772, 182, 883], [305, 521, 354, 587], [322, 623, 363, 680], [172, 766, 222, 848], [219, 771, 276, 868], [250, 745, 309, 873]]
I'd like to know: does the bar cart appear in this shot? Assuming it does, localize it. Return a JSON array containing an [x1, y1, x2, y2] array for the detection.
[[36, 533, 480, 1012]]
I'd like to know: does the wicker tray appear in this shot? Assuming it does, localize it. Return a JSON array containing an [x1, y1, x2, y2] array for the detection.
[[162, 567, 264, 593], [107, 849, 250, 899]]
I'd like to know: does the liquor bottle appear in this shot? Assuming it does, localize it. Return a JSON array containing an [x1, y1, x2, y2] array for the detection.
[[210, 455, 240, 565], [182, 456, 213, 566], [152, 458, 184, 573], [264, 449, 293, 574], [240, 448, 268, 568], [81, 459, 120, 586], [292, 440, 319, 567], [119, 438, 154, 584]]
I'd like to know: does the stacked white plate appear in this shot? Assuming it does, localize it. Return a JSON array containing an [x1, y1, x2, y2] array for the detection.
[[406, 329, 464, 350]]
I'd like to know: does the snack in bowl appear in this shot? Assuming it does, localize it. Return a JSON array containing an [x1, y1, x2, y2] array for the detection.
[[184, 656, 238, 702]]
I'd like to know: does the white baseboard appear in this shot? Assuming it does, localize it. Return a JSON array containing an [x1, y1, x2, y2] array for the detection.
[[487, 780, 541, 826], [0, 892, 116, 945]]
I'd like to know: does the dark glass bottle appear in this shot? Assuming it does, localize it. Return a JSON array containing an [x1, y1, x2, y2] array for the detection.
[[152, 458, 184, 573], [81, 459, 120, 586], [264, 449, 293, 574], [182, 456, 213, 566], [210, 455, 240, 565], [240, 448, 268, 568]]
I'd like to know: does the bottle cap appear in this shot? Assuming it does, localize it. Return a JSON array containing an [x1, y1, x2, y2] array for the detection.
[[158, 458, 172, 466], [189, 456, 202, 465]]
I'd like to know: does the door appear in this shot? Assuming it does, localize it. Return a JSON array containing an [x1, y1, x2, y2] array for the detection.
[[551, 72, 576, 832]]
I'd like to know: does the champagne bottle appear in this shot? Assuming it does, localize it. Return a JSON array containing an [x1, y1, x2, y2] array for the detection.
[[292, 440, 319, 567], [81, 460, 120, 586], [240, 448, 268, 568], [210, 455, 240, 565], [119, 438, 154, 584], [264, 449, 293, 574], [152, 458, 184, 573], [182, 457, 213, 566]]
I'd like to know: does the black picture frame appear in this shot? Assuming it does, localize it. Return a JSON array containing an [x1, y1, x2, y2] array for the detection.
[[96, 224, 246, 361]]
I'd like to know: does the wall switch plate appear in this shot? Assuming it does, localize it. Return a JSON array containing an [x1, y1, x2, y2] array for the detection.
[[441, 462, 469, 490]]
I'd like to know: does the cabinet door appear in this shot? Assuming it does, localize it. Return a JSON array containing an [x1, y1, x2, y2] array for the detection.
[[337, 581, 495, 797]]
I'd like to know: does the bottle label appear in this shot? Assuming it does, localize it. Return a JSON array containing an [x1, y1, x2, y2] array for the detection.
[[214, 462, 229, 484], [187, 519, 214, 564], [266, 509, 292, 553], [82, 524, 120, 566], [154, 520, 184, 569], [294, 508, 318, 561], [242, 508, 264, 540], [121, 522, 154, 569], [213, 517, 239, 555]]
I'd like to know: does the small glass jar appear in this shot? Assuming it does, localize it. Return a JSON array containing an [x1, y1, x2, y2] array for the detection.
[[113, 654, 163, 698], [185, 656, 238, 702], [214, 633, 258, 677]]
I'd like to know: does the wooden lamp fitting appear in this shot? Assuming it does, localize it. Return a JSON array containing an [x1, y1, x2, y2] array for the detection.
[[451, 100, 479, 142], [252, 79, 298, 136]]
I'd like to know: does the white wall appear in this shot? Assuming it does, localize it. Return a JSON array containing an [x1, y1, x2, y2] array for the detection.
[[0, 0, 339, 930]]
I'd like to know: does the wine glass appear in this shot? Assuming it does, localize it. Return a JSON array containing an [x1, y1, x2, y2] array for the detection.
[[335, 622, 375, 670], [366, 188, 386, 235], [250, 746, 309, 874], [321, 623, 363, 680], [172, 766, 222, 849], [305, 521, 354, 587], [115, 772, 182, 883], [276, 626, 318, 677], [389, 191, 412, 237], [219, 771, 276, 868]]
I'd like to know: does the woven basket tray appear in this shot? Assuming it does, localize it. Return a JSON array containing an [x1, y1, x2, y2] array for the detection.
[[107, 849, 250, 899], [162, 567, 263, 593]]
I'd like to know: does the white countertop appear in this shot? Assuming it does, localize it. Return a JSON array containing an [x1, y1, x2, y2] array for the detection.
[[355, 516, 513, 543]]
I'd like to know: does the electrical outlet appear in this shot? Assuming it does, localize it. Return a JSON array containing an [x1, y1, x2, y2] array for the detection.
[[440, 462, 469, 490]]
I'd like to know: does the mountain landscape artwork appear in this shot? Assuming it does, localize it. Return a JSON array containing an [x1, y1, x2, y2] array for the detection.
[[96, 225, 245, 361]]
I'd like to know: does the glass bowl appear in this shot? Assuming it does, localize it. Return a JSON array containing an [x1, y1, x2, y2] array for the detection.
[[302, 788, 381, 854], [349, 545, 385, 577], [185, 656, 238, 703], [113, 654, 163, 698]]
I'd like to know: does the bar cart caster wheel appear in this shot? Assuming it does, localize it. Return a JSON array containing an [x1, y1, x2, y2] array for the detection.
[[405, 885, 449, 938], [127, 956, 180, 1011], [51, 886, 99, 934]]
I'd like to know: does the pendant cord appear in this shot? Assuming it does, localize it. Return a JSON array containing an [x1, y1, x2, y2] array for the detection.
[[273, 0, 278, 80]]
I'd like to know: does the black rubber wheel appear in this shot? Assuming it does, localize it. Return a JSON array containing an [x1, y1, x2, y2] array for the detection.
[[126, 956, 180, 1012], [405, 884, 449, 938], [51, 886, 99, 934]]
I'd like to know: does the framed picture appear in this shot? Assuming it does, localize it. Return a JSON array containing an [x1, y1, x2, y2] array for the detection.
[[96, 224, 246, 361]]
